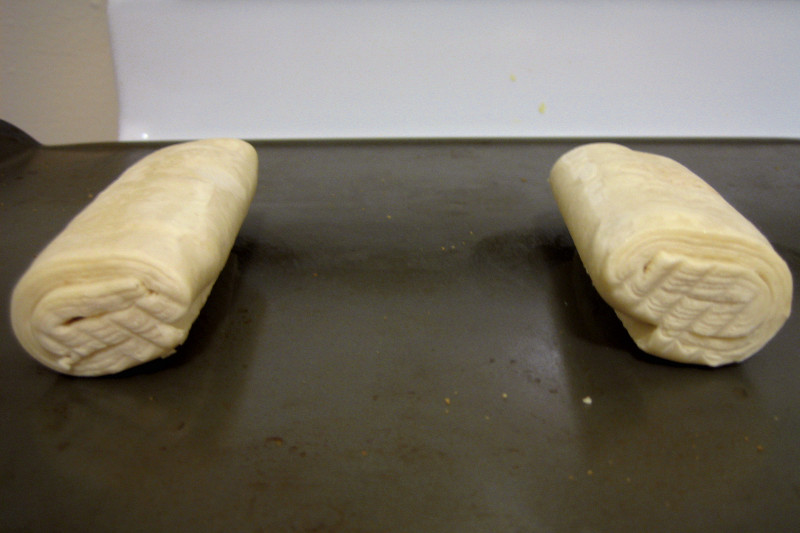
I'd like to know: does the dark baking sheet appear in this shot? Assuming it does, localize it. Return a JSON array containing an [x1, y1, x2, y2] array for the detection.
[[1, 130, 798, 532]]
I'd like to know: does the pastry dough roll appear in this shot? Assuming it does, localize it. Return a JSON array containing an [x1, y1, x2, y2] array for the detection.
[[10, 139, 258, 376], [549, 143, 792, 366]]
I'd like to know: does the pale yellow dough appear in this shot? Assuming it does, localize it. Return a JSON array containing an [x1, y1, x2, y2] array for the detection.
[[10, 139, 258, 376], [549, 143, 792, 366]]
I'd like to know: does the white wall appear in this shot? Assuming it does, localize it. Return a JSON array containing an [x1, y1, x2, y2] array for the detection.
[[110, 0, 800, 142], [2, 1, 799, 145]]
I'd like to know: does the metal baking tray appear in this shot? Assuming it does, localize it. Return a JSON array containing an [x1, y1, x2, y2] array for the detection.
[[2, 125, 798, 531]]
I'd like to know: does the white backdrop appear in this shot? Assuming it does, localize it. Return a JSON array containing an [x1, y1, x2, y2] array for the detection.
[[109, 0, 800, 141]]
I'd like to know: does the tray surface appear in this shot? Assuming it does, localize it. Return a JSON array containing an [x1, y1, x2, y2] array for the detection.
[[1, 136, 798, 532]]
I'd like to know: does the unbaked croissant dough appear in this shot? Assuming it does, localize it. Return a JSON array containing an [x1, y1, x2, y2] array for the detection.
[[10, 138, 258, 376], [549, 143, 792, 366]]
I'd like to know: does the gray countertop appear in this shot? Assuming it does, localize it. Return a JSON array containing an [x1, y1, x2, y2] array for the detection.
[[1, 132, 798, 532]]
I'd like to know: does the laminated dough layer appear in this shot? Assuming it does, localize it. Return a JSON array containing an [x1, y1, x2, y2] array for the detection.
[[10, 139, 258, 376], [549, 143, 792, 366]]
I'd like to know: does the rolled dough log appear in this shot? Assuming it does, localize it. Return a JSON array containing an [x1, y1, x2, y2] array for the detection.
[[549, 143, 792, 366], [10, 139, 258, 376]]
